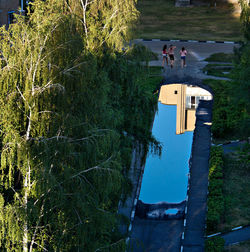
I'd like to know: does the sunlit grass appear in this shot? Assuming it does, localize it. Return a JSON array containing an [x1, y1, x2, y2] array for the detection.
[[136, 0, 243, 41]]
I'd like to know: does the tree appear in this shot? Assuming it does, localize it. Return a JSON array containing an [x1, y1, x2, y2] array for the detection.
[[239, 0, 250, 41], [228, 0, 250, 138], [64, 0, 139, 52], [0, 0, 159, 251]]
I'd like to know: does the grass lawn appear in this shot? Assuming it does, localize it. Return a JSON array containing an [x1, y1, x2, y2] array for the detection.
[[218, 148, 250, 232], [144, 66, 163, 92], [136, 0, 243, 41], [225, 241, 250, 252], [204, 53, 234, 62], [203, 64, 233, 78]]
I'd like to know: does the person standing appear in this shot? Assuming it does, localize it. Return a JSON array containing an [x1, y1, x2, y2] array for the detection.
[[180, 47, 187, 68], [168, 45, 176, 68], [162, 44, 168, 68]]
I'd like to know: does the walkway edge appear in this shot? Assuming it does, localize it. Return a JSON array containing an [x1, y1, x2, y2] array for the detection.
[[134, 39, 241, 44]]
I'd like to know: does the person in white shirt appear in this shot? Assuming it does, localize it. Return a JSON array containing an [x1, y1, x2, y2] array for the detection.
[[180, 47, 187, 68]]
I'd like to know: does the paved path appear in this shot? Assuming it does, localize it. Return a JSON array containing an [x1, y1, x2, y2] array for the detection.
[[118, 143, 145, 235], [182, 100, 212, 252], [129, 218, 183, 252], [125, 41, 237, 252], [136, 40, 238, 81], [221, 140, 247, 154], [222, 226, 250, 246]]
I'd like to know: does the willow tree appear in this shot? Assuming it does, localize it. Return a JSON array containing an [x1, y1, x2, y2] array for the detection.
[[228, 0, 250, 137], [239, 0, 250, 41], [0, 0, 159, 251], [0, 0, 125, 251], [0, 1, 63, 250], [64, 0, 159, 145], [64, 0, 139, 52]]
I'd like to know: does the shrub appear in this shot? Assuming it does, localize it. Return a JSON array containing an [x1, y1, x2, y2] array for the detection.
[[205, 236, 225, 252], [207, 147, 224, 233]]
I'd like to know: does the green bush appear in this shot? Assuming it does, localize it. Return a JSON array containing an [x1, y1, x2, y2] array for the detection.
[[205, 237, 225, 252], [207, 147, 225, 233], [209, 165, 223, 179], [207, 195, 224, 232], [209, 180, 223, 194], [203, 59, 250, 140]]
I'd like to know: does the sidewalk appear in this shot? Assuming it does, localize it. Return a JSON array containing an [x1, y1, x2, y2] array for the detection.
[[222, 226, 250, 246], [118, 143, 145, 235], [182, 100, 213, 252]]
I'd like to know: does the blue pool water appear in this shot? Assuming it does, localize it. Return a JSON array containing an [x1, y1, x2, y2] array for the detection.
[[165, 209, 179, 214], [139, 102, 193, 204]]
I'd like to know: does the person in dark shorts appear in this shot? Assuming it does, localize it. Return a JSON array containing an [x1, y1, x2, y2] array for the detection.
[[168, 45, 176, 68], [162, 44, 168, 68]]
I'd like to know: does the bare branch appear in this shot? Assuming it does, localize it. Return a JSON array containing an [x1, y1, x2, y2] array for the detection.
[[30, 241, 48, 252], [80, 0, 89, 38], [34, 81, 65, 95], [30, 133, 106, 143], [33, 22, 61, 77], [29, 203, 44, 252], [11, 187, 24, 206], [38, 111, 56, 114], [103, 9, 119, 29], [16, 85, 27, 103], [69, 156, 116, 180], [74, 207, 83, 224], [62, 61, 87, 75]]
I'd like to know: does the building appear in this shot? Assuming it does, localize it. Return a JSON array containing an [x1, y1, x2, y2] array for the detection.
[[0, 0, 26, 27], [159, 84, 212, 134]]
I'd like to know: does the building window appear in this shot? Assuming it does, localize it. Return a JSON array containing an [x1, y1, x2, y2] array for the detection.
[[8, 11, 15, 25], [185, 109, 187, 130], [174, 90, 178, 94], [191, 96, 195, 109]]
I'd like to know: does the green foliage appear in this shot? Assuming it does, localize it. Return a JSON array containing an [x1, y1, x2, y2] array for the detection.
[[237, 143, 250, 171], [205, 53, 234, 63], [231, 43, 250, 130], [203, 79, 249, 140], [222, 146, 250, 230], [239, 0, 250, 41], [0, 0, 161, 251], [205, 236, 225, 252], [203, 64, 233, 78], [204, 4, 250, 141], [224, 240, 250, 251], [65, 0, 139, 53], [207, 147, 225, 233]]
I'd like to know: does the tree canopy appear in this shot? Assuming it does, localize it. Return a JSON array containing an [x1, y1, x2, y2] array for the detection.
[[0, 0, 159, 251]]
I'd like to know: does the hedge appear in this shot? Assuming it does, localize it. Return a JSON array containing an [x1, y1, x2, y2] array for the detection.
[[207, 146, 224, 233]]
